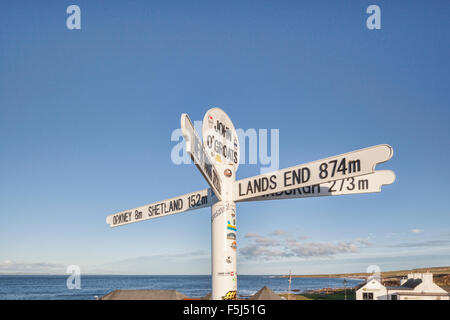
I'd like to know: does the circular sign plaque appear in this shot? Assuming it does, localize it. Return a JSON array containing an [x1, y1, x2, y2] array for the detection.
[[202, 108, 240, 172]]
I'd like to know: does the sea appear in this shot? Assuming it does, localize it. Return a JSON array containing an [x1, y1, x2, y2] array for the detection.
[[0, 275, 364, 300]]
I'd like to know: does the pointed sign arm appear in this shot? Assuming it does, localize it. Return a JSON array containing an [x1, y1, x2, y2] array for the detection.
[[236, 170, 395, 202], [181, 113, 223, 200], [106, 188, 216, 228], [233, 144, 393, 201]]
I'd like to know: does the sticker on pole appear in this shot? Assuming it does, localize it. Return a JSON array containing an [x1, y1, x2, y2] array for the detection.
[[202, 108, 240, 171]]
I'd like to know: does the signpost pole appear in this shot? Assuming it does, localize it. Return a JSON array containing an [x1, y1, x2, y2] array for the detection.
[[211, 165, 237, 300], [202, 108, 240, 300]]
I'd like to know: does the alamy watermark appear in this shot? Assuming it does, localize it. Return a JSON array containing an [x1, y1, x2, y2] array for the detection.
[[366, 5, 381, 30], [65, 4, 382, 32], [66, 5, 81, 30], [171, 120, 280, 174], [66, 265, 81, 289], [366, 264, 381, 280]]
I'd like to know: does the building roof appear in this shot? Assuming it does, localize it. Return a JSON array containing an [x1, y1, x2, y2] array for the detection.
[[100, 290, 187, 300], [249, 286, 282, 300], [401, 278, 422, 289], [354, 277, 381, 291], [358, 277, 424, 292], [354, 282, 366, 291], [385, 278, 423, 290]]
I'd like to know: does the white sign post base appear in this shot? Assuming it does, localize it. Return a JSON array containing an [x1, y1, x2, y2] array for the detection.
[[211, 166, 237, 300]]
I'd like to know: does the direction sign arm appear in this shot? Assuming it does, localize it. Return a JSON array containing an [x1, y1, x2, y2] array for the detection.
[[106, 188, 216, 228], [236, 170, 395, 202], [181, 113, 223, 200], [233, 144, 394, 201]]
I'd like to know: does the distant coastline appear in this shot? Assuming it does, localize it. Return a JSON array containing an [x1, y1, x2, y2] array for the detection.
[[2, 265, 449, 280], [280, 266, 450, 287]]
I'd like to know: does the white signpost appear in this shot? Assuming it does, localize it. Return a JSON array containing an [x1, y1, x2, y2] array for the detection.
[[106, 108, 396, 300]]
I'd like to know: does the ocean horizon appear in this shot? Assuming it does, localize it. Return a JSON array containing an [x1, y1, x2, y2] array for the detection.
[[0, 275, 364, 300]]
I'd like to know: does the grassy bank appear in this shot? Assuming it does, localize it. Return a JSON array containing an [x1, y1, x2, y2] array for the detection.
[[280, 289, 356, 300]]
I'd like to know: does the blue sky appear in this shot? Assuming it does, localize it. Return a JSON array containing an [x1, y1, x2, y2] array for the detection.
[[0, 0, 449, 275]]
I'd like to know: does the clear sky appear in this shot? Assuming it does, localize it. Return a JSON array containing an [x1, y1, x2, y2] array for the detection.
[[0, 1, 449, 275]]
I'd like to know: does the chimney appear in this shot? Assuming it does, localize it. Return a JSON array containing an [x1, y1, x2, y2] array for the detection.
[[422, 272, 433, 284], [400, 277, 407, 286]]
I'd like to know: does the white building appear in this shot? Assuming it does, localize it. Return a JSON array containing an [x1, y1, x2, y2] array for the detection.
[[356, 272, 449, 300]]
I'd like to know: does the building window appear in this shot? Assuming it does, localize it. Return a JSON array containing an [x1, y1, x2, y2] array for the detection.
[[391, 295, 397, 300], [363, 292, 374, 300]]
